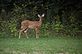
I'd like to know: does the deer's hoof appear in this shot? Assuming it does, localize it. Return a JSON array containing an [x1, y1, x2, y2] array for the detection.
[[36, 37, 39, 39], [27, 37, 29, 39]]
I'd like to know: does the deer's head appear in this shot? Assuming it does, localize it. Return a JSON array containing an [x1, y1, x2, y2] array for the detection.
[[38, 14, 45, 18]]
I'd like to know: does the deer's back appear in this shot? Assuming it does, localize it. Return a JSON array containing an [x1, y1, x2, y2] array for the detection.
[[21, 20, 41, 29]]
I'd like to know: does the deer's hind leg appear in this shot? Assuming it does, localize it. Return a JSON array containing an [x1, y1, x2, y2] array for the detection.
[[19, 27, 27, 39], [24, 28, 29, 39]]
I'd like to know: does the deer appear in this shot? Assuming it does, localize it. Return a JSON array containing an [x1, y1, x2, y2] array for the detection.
[[19, 14, 45, 39]]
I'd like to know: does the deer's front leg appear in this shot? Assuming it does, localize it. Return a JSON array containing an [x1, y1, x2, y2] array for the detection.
[[35, 28, 39, 38]]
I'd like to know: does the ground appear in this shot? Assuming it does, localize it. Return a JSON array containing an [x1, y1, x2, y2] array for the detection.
[[0, 36, 82, 54]]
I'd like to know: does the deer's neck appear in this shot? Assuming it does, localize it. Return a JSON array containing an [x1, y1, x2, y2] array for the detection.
[[39, 17, 42, 25]]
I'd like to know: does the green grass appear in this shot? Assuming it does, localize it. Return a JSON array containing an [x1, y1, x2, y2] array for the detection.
[[0, 36, 82, 54]]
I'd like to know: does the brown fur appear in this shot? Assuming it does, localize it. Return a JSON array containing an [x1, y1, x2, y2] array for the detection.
[[19, 14, 44, 39]]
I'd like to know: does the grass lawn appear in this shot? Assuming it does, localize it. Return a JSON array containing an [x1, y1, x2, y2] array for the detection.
[[0, 36, 82, 54]]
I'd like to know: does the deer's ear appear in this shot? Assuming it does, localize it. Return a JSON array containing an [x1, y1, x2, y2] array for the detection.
[[38, 14, 41, 18], [42, 14, 45, 17]]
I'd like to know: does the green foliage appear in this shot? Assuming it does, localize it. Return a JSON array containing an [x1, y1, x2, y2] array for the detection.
[[51, 15, 63, 32], [0, 20, 17, 37], [41, 23, 51, 37], [63, 11, 79, 36], [52, 22, 63, 32], [0, 0, 82, 37], [8, 19, 18, 36]]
